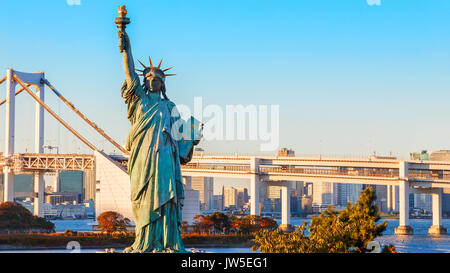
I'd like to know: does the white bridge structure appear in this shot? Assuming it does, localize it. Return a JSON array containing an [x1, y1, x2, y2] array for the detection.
[[2, 68, 450, 235]]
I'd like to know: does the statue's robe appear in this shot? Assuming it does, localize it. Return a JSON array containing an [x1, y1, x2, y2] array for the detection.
[[121, 78, 194, 252]]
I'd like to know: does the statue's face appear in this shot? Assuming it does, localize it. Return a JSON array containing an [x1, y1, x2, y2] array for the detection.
[[144, 69, 164, 93]]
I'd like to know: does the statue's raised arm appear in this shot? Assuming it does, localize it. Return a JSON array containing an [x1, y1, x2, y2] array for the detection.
[[115, 6, 138, 86]]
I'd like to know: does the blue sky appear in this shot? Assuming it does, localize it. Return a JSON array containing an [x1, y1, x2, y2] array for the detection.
[[1, 0, 450, 161]]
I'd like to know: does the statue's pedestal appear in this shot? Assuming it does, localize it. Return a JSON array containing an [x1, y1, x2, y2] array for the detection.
[[96, 248, 118, 253], [428, 225, 447, 235], [96, 248, 201, 253], [394, 225, 414, 235]]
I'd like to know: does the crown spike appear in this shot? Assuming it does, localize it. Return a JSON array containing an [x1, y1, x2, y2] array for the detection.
[[158, 58, 163, 69], [149, 56, 153, 68], [137, 60, 147, 69], [138, 74, 144, 76], [135, 69, 144, 72], [162, 67, 173, 72], [164, 74, 176, 76]]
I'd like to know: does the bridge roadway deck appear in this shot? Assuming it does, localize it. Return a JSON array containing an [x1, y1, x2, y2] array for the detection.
[[1, 153, 450, 186]]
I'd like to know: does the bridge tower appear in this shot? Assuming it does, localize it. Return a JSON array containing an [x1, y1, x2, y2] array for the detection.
[[2, 68, 45, 217]]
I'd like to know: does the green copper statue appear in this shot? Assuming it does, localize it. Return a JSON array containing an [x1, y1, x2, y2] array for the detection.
[[115, 5, 202, 253]]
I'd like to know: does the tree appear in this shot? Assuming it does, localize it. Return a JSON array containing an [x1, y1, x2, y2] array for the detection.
[[97, 211, 130, 234], [260, 217, 278, 230], [0, 202, 54, 231], [232, 215, 278, 235], [193, 214, 214, 234], [252, 187, 388, 253], [181, 221, 189, 234], [209, 212, 231, 234]]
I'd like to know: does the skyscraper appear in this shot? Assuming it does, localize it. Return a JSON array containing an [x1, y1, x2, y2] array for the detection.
[[191, 177, 214, 210], [334, 183, 362, 208], [224, 187, 238, 208], [237, 188, 249, 208], [59, 171, 84, 202], [312, 182, 334, 210], [13, 174, 34, 198], [83, 170, 96, 201], [182, 177, 200, 225]]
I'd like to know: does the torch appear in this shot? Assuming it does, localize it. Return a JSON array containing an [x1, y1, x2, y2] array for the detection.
[[115, 5, 130, 52], [114, 5, 130, 31]]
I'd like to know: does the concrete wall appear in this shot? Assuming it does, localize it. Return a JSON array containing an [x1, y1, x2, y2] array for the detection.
[[94, 151, 133, 222]]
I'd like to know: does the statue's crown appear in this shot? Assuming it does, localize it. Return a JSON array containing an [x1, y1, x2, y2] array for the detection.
[[135, 57, 175, 82]]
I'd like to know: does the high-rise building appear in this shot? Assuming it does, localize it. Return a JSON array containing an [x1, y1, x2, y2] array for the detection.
[[182, 177, 200, 225], [59, 171, 84, 202], [212, 195, 224, 211], [375, 186, 387, 213], [334, 183, 362, 208], [414, 193, 432, 212], [83, 170, 96, 201], [301, 195, 313, 213], [191, 177, 214, 210], [224, 187, 238, 208], [304, 183, 313, 196], [0, 174, 34, 200], [266, 185, 282, 199], [237, 188, 249, 208], [312, 182, 334, 210], [442, 188, 450, 217], [13, 174, 34, 198]]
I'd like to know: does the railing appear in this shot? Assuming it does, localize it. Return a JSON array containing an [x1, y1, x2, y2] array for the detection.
[[10, 153, 95, 171], [182, 163, 250, 172], [260, 166, 399, 178], [2, 153, 450, 184], [408, 170, 450, 181]]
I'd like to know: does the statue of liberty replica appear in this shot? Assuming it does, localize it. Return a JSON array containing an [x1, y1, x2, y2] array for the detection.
[[115, 5, 202, 253]]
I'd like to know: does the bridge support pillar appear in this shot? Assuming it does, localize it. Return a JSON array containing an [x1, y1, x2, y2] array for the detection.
[[386, 185, 392, 213], [429, 188, 447, 235], [2, 169, 14, 202], [395, 161, 413, 235], [3, 68, 16, 203], [392, 185, 398, 213], [33, 74, 45, 216], [250, 157, 261, 216], [34, 172, 45, 217], [53, 171, 60, 192], [280, 182, 293, 232]]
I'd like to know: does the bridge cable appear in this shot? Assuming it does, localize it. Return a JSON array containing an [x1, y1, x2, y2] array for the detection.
[[43, 79, 129, 155], [0, 83, 31, 106], [13, 74, 98, 152]]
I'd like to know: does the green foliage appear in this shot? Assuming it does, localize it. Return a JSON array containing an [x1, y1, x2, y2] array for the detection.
[[252, 187, 388, 253], [96, 211, 131, 234], [0, 202, 55, 231]]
